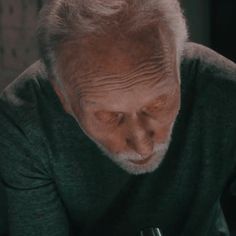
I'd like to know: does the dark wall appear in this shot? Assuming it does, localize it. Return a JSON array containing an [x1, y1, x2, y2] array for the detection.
[[181, 0, 211, 46], [211, 0, 236, 62], [0, 0, 40, 91]]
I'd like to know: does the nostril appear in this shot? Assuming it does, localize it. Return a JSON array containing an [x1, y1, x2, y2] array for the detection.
[[125, 138, 136, 149], [126, 138, 131, 144], [126, 138, 134, 148], [148, 130, 155, 137]]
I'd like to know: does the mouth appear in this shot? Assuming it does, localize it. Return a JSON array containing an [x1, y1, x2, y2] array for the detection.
[[128, 154, 153, 165]]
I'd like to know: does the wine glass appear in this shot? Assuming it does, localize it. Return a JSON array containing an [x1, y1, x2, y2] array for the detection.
[[139, 227, 162, 236]]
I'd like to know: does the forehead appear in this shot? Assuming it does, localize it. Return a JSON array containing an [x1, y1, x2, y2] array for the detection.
[[79, 77, 178, 114], [56, 27, 175, 81], [56, 29, 177, 111]]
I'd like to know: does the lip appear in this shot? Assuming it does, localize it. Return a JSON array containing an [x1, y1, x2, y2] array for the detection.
[[128, 154, 153, 165]]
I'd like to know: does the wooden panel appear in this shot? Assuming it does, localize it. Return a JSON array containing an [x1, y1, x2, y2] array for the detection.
[[0, 0, 39, 91]]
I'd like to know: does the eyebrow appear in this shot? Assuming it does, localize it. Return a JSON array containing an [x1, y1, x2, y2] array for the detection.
[[145, 94, 167, 106], [82, 94, 167, 110], [82, 100, 98, 106]]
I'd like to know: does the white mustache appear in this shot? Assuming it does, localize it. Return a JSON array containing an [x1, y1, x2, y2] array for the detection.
[[116, 142, 170, 161]]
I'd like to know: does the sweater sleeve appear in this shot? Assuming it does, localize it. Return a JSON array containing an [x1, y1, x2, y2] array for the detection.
[[0, 113, 70, 236]]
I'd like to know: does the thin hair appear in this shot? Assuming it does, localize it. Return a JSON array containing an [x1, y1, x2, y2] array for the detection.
[[37, 0, 188, 81]]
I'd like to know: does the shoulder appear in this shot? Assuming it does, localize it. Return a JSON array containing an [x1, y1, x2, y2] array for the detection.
[[181, 42, 236, 99], [181, 42, 236, 82], [0, 60, 48, 114], [0, 62, 57, 184], [180, 43, 236, 134], [181, 43, 236, 149], [180, 43, 236, 171], [0, 61, 60, 158], [0, 60, 61, 136]]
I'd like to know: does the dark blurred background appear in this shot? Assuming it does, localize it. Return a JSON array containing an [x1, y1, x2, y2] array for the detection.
[[0, 0, 236, 235]]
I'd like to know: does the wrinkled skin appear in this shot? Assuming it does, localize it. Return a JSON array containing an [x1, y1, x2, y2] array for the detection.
[[52, 32, 181, 175]]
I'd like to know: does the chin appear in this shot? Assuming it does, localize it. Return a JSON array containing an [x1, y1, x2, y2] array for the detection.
[[95, 140, 171, 175]]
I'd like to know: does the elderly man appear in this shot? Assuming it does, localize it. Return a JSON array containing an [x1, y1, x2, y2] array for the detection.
[[0, 0, 236, 235]]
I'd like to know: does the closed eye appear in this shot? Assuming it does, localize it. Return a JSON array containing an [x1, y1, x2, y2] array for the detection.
[[144, 95, 167, 115], [95, 111, 124, 125]]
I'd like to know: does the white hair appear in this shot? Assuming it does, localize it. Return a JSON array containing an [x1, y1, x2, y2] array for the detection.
[[37, 0, 188, 80]]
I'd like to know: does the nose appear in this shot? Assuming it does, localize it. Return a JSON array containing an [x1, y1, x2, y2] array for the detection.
[[126, 125, 154, 158]]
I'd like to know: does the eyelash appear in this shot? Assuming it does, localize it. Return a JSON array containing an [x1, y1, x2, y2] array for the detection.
[[108, 114, 123, 124], [95, 98, 168, 125], [95, 112, 124, 125], [142, 105, 164, 117]]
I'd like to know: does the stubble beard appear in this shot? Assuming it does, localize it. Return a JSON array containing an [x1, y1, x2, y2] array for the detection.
[[96, 139, 171, 175], [71, 112, 175, 175], [94, 122, 175, 175]]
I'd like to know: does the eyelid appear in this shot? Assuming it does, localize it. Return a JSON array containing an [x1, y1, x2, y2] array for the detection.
[[144, 97, 167, 113], [95, 111, 124, 124]]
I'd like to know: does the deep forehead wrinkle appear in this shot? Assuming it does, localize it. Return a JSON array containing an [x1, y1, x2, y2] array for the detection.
[[79, 53, 168, 82], [82, 92, 169, 107], [77, 65, 171, 93], [58, 27, 174, 82], [72, 54, 173, 93], [76, 72, 173, 101], [79, 83, 179, 114]]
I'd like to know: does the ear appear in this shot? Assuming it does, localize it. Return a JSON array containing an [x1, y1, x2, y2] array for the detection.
[[50, 79, 72, 114]]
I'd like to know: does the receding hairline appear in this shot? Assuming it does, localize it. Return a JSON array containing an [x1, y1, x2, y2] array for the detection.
[[37, 0, 188, 81], [55, 21, 176, 86]]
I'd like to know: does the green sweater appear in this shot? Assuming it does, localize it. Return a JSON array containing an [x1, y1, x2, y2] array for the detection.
[[0, 43, 236, 236]]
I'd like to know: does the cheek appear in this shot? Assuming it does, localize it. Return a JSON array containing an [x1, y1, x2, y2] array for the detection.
[[70, 104, 100, 137], [72, 110, 126, 153], [153, 124, 173, 143], [146, 106, 180, 142], [89, 128, 127, 154], [64, 96, 123, 151], [159, 93, 181, 125], [102, 137, 126, 154]]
